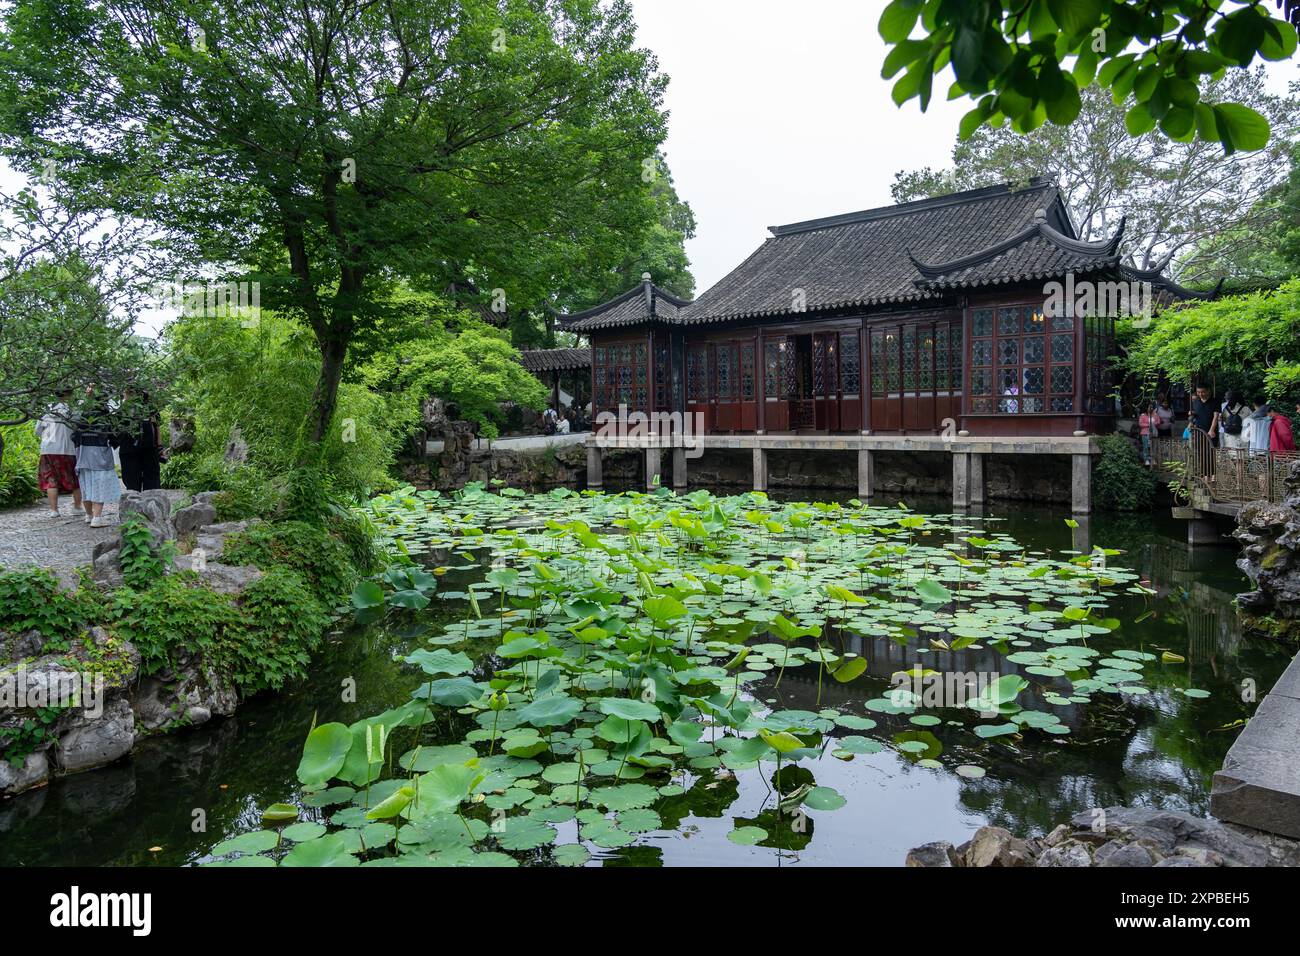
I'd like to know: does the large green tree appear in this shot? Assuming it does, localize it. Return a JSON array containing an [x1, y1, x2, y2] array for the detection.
[[879, 0, 1298, 153], [892, 73, 1298, 285], [0, 188, 158, 469], [1124, 279, 1300, 400], [0, 0, 669, 456], [1188, 140, 1300, 287]]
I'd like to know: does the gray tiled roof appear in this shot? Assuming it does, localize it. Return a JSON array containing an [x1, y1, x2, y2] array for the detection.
[[685, 179, 1071, 323], [559, 178, 1198, 331], [912, 219, 1123, 291], [518, 348, 591, 373], [563, 281, 690, 332]]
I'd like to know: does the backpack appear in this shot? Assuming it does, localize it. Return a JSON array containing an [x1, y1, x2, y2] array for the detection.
[[1224, 405, 1243, 435]]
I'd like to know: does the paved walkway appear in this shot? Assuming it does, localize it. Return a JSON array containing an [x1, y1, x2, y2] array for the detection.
[[424, 432, 588, 455], [0, 500, 124, 572]]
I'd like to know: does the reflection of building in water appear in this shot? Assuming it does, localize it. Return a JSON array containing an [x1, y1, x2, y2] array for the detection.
[[1124, 534, 1244, 664], [757, 626, 1083, 729]]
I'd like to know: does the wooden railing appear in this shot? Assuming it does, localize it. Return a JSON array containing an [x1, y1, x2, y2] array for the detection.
[[1151, 427, 1300, 506]]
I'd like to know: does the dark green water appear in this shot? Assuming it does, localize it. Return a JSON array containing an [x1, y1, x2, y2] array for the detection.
[[0, 499, 1291, 866]]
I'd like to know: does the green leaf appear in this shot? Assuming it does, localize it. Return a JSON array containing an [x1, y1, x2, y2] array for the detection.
[[596, 697, 661, 721], [878, 0, 921, 43], [803, 786, 847, 811], [280, 832, 359, 867], [1047, 0, 1101, 36], [297, 722, 353, 789], [914, 579, 951, 605], [830, 656, 868, 683], [727, 825, 768, 846], [406, 647, 473, 676], [410, 761, 484, 818], [350, 580, 385, 609], [642, 595, 687, 624], [366, 785, 415, 820], [1213, 103, 1270, 154], [516, 694, 582, 728]]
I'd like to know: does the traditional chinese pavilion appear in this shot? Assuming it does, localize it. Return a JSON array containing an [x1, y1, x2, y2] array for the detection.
[[562, 178, 1197, 438]]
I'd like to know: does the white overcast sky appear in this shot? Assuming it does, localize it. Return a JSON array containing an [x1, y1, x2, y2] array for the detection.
[[631, 0, 1298, 294]]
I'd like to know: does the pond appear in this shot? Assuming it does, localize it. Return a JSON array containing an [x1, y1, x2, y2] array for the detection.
[[0, 487, 1290, 867]]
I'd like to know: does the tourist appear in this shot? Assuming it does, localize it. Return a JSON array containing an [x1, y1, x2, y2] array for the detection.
[[542, 407, 557, 436], [34, 389, 84, 519], [1219, 389, 1248, 451], [1247, 399, 1272, 455], [72, 388, 122, 528], [1190, 384, 1218, 442], [1268, 405, 1296, 452], [1155, 393, 1175, 437], [1137, 402, 1158, 465], [555, 412, 570, 435], [118, 389, 163, 492]]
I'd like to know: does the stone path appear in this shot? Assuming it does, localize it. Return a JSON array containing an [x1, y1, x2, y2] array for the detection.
[[0, 500, 122, 572], [424, 432, 588, 455], [0, 492, 183, 573]]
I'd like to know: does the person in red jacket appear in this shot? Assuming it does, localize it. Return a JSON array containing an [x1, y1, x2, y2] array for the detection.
[[1268, 406, 1296, 452]]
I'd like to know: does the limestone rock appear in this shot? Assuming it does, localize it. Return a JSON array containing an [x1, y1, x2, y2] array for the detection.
[[1035, 842, 1093, 867], [1094, 840, 1156, 867], [1069, 806, 1272, 867], [54, 698, 135, 773], [1234, 459, 1300, 620], [2, 629, 45, 663], [119, 489, 175, 547], [0, 750, 49, 796], [169, 556, 263, 594], [167, 416, 196, 456], [90, 541, 124, 588], [172, 500, 217, 536], [905, 841, 957, 867], [224, 424, 249, 464], [132, 653, 237, 735], [963, 826, 1036, 867], [1043, 823, 1073, 847]]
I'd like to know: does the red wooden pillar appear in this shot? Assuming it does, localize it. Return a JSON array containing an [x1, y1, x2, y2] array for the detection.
[[860, 323, 870, 434]]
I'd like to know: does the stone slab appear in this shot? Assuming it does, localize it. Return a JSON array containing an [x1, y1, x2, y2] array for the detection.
[[1211, 691, 1300, 838], [1270, 652, 1300, 702]]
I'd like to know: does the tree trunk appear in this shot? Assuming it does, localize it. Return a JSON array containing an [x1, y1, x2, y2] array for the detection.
[[301, 331, 350, 462]]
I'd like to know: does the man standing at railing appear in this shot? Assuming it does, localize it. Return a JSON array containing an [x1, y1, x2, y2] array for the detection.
[[1268, 406, 1295, 452], [1191, 384, 1219, 447]]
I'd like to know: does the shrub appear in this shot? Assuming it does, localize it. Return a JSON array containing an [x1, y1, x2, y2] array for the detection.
[[107, 567, 328, 696], [1093, 433, 1158, 511], [221, 519, 358, 603], [0, 424, 42, 510], [161, 454, 281, 521], [230, 568, 328, 693], [119, 515, 175, 589], [0, 568, 103, 655], [108, 574, 243, 675]]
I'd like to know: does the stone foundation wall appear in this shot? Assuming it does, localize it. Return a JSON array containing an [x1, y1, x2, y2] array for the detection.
[[666, 449, 1071, 503]]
